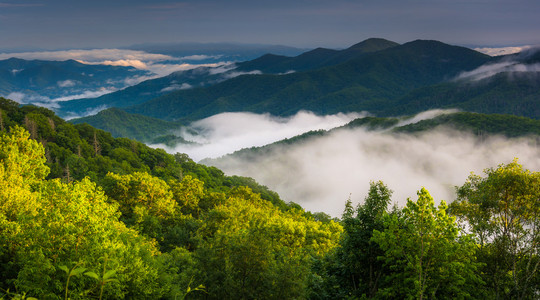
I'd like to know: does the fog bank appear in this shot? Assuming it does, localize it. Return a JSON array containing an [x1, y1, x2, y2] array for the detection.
[[208, 127, 540, 218], [150, 110, 540, 217], [153, 111, 366, 161]]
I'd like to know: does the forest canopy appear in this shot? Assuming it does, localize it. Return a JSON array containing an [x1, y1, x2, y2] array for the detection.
[[0, 98, 538, 299]]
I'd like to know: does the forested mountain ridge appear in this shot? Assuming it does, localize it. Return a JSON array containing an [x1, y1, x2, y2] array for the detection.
[[235, 38, 400, 74], [56, 65, 231, 118], [1, 95, 350, 299], [386, 71, 540, 119], [0, 58, 151, 102], [69, 107, 184, 143], [0, 97, 292, 208], [56, 38, 399, 118], [2, 115, 538, 298], [2, 37, 539, 298], [124, 40, 492, 122], [68, 39, 540, 146]]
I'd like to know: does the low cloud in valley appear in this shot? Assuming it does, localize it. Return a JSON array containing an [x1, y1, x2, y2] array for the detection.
[[0, 48, 233, 77], [154, 110, 540, 218], [152, 111, 366, 161], [457, 47, 540, 81], [474, 46, 532, 56]]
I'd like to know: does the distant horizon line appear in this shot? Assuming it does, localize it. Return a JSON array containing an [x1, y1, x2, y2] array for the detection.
[[1, 38, 538, 54]]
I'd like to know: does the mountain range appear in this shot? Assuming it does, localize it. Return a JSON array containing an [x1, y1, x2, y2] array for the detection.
[[0, 58, 151, 103], [57, 38, 399, 118], [51, 38, 540, 144]]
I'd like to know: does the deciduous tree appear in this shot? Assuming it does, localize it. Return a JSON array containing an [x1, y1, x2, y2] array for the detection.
[[373, 188, 482, 299], [451, 159, 540, 299]]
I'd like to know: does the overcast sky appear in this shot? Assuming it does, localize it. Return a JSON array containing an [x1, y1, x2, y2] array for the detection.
[[1, 0, 539, 50]]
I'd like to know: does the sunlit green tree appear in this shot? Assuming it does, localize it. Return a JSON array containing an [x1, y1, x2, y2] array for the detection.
[[372, 188, 482, 299], [195, 187, 343, 299], [451, 159, 540, 299], [0, 127, 167, 299]]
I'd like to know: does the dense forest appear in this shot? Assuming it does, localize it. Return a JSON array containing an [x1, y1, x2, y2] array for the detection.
[[1, 97, 539, 299]]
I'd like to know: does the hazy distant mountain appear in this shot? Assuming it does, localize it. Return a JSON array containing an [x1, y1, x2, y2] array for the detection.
[[57, 38, 399, 118], [235, 38, 400, 73], [57, 65, 229, 118], [66, 39, 540, 142], [126, 42, 307, 63], [0, 58, 151, 104], [124, 40, 492, 121]]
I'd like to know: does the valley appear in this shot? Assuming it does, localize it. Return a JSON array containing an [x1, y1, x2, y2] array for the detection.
[[1, 32, 539, 299], [4, 38, 539, 216]]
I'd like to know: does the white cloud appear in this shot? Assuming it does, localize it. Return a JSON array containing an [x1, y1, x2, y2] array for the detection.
[[150, 111, 366, 161], [146, 110, 540, 217], [208, 63, 237, 75], [51, 87, 117, 102], [119, 61, 234, 77], [0, 48, 236, 77], [6, 92, 58, 109], [206, 120, 540, 217], [122, 74, 161, 86], [160, 83, 193, 92], [5, 87, 118, 107], [144, 62, 222, 77], [63, 105, 109, 120], [396, 109, 460, 127], [0, 49, 173, 62], [280, 70, 296, 75], [57, 79, 77, 87], [180, 54, 223, 61], [222, 70, 262, 79], [97, 59, 149, 69], [6, 92, 26, 102], [6, 92, 53, 105], [456, 61, 540, 81], [474, 46, 532, 56]]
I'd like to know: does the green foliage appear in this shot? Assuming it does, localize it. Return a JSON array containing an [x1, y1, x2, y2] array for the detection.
[[70, 108, 183, 143], [450, 159, 540, 299], [58, 262, 88, 300], [0, 99, 287, 207], [372, 188, 483, 299], [4, 95, 538, 299], [310, 181, 393, 299], [0, 127, 166, 299], [103, 171, 176, 223], [194, 187, 343, 299], [83, 256, 119, 300], [0, 124, 347, 299]]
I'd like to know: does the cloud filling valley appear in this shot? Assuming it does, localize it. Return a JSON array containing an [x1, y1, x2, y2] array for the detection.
[[154, 110, 540, 218]]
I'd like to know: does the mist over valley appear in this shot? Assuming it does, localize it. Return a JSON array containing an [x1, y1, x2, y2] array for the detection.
[[155, 109, 540, 217], [4, 38, 539, 218], [2, 0, 540, 297]]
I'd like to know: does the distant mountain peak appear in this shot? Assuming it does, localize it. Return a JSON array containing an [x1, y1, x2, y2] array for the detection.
[[346, 38, 400, 52]]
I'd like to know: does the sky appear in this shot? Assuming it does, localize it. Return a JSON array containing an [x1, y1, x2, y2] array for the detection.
[[1, 0, 539, 50]]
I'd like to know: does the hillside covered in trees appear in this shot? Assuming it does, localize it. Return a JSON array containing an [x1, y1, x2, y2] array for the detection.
[[1, 97, 539, 299]]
